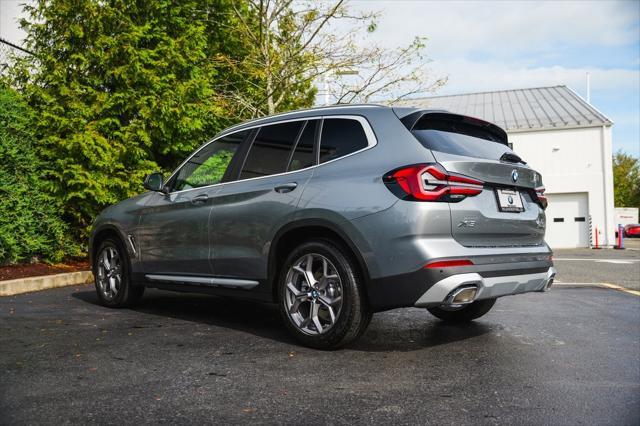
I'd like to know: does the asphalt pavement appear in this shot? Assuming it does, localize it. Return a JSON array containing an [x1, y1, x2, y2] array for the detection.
[[554, 245, 640, 290], [1, 268, 639, 425]]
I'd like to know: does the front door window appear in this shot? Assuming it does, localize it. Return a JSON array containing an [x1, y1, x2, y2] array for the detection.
[[172, 130, 249, 192]]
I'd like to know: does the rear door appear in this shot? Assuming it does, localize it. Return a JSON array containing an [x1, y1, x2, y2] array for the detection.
[[210, 119, 318, 282], [407, 113, 546, 247]]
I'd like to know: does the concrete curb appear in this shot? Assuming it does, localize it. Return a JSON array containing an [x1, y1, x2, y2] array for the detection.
[[0, 271, 93, 296]]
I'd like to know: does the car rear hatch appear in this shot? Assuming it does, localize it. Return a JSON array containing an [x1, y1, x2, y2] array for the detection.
[[400, 110, 547, 248]]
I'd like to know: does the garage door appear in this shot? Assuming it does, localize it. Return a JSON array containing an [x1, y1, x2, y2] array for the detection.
[[545, 193, 589, 248]]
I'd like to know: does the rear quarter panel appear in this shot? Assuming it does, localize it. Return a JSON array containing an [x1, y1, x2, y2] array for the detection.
[[295, 108, 440, 278], [296, 108, 434, 221]]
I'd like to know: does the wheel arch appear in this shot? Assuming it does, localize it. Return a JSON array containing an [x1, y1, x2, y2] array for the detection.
[[268, 219, 371, 303], [90, 225, 128, 271]]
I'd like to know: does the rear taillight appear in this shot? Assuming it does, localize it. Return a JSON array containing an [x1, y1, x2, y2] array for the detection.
[[535, 186, 548, 210], [383, 163, 484, 202]]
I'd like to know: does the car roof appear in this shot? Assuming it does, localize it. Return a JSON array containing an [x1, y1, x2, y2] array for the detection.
[[215, 104, 476, 138]]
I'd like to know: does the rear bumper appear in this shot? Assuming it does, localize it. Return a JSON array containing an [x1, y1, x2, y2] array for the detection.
[[367, 256, 554, 312], [414, 266, 556, 307]]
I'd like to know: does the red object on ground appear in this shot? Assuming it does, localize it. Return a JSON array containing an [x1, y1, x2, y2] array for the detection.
[[615, 224, 625, 249], [0, 259, 90, 281]]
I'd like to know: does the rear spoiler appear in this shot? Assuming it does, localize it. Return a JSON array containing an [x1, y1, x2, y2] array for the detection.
[[398, 110, 509, 146]]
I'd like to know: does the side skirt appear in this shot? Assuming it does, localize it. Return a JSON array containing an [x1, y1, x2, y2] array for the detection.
[[145, 274, 259, 290]]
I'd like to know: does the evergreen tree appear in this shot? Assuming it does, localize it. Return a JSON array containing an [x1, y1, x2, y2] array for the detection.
[[9, 0, 249, 237]]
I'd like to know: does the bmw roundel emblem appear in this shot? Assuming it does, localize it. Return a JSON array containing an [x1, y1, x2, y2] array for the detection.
[[511, 169, 519, 182], [508, 195, 514, 204]]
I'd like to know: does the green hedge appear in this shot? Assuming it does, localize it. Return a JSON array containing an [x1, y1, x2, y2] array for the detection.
[[0, 87, 79, 265]]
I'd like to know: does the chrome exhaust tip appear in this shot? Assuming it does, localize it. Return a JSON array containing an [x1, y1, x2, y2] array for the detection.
[[445, 285, 478, 306], [540, 267, 557, 292]]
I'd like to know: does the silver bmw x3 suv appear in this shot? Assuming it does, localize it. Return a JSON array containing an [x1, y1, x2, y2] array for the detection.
[[90, 104, 555, 349]]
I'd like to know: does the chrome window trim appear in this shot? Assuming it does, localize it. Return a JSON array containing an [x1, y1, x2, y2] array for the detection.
[[220, 104, 383, 136], [163, 114, 377, 195]]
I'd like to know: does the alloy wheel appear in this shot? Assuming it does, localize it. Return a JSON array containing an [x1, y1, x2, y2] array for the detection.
[[96, 245, 122, 301], [284, 253, 344, 335]]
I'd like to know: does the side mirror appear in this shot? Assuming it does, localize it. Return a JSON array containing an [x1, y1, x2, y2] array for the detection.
[[143, 172, 167, 193]]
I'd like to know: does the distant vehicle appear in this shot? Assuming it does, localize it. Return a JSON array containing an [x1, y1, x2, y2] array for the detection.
[[90, 105, 555, 349], [624, 224, 640, 238]]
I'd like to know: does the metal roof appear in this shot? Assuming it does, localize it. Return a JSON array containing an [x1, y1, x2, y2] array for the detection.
[[393, 86, 612, 132]]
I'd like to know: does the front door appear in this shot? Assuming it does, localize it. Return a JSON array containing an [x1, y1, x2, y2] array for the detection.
[[137, 130, 250, 276]]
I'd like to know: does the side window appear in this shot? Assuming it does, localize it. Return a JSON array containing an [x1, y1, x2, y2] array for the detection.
[[319, 118, 369, 164], [288, 120, 317, 172], [172, 130, 248, 192], [239, 121, 303, 180]]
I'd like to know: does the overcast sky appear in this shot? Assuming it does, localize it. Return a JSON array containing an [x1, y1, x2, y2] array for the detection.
[[1, 0, 639, 156]]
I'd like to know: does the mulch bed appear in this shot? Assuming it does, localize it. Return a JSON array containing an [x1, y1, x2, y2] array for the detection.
[[0, 259, 90, 281]]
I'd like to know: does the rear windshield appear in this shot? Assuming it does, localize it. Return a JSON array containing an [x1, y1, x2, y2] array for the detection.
[[411, 116, 513, 160]]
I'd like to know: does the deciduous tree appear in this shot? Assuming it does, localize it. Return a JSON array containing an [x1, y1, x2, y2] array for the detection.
[[223, 0, 446, 117], [613, 151, 640, 208]]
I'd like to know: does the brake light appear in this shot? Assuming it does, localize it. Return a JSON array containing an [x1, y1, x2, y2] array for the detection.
[[424, 259, 474, 268], [535, 186, 548, 210], [383, 163, 484, 202]]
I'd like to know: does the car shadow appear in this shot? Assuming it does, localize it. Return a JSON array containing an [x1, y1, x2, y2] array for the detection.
[[72, 288, 295, 345], [72, 289, 493, 352], [349, 316, 493, 352]]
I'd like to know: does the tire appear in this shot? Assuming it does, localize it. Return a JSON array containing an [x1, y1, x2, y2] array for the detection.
[[278, 239, 372, 349], [94, 237, 144, 308], [427, 298, 496, 323]]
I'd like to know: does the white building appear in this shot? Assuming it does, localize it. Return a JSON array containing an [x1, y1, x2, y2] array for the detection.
[[397, 86, 615, 248]]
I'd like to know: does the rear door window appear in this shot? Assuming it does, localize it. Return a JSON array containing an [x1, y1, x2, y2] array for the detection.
[[239, 121, 304, 180], [410, 115, 513, 160], [288, 120, 317, 172], [319, 118, 369, 164]]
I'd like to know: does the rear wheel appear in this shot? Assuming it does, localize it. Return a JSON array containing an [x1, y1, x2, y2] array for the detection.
[[94, 238, 144, 308], [278, 239, 372, 349], [427, 298, 496, 323]]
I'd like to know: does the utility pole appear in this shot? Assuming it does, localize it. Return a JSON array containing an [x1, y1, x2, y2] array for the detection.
[[586, 72, 591, 104]]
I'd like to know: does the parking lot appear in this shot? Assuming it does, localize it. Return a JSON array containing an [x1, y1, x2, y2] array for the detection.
[[1, 248, 638, 425]]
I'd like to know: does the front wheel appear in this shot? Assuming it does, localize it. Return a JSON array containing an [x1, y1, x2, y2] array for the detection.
[[94, 238, 144, 308], [278, 239, 372, 349], [427, 298, 496, 323]]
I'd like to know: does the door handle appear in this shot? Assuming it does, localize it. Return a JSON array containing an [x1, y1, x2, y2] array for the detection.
[[191, 194, 209, 204], [274, 182, 298, 193]]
